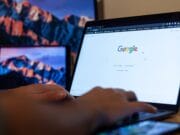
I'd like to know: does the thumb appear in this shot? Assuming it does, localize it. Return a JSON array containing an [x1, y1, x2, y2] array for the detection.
[[33, 84, 69, 102], [39, 90, 67, 102]]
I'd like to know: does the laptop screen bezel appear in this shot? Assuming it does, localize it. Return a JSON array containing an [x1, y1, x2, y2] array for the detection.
[[69, 12, 180, 111], [0, 45, 70, 90]]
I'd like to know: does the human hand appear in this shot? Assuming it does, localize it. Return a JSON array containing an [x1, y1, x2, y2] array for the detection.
[[76, 87, 157, 126], [0, 86, 157, 135]]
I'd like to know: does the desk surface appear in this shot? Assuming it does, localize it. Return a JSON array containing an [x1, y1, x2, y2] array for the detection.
[[164, 111, 180, 134], [165, 111, 180, 123]]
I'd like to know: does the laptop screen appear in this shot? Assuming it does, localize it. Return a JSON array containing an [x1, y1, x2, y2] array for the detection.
[[0, 46, 68, 88], [70, 21, 180, 105]]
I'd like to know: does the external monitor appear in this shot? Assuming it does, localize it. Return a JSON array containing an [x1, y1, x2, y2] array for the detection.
[[0, 46, 70, 89], [0, 0, 96, 52]]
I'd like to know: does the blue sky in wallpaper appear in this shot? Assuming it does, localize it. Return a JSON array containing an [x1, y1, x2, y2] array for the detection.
[[29, 0, 95, 19]]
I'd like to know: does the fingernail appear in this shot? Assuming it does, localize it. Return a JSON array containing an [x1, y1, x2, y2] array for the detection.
[[58, 92, 67, 98], [152, 106, 158, 112]]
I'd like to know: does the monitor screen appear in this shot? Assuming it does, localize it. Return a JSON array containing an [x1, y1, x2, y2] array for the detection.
[[0, 0, 96, 52], [0, 46, 68, 89]]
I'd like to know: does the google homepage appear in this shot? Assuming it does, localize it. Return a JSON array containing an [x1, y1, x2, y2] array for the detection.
[[70, 28, 180, 105]]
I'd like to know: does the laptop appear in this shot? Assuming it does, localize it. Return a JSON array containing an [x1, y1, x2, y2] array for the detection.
[[69, 12, 180, 124], [0, 46, 70, 89]]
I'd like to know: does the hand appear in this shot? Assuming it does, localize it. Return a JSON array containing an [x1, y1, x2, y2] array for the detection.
[[0, 86, 157, 135], [0, 84, 74, 103], [76, 87, 157, 126]]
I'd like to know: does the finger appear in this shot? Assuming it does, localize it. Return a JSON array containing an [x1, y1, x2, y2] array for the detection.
[[129, 102, 157, 113], [26, 84, 65, 93], [65, 93, 75, 100], [38, 90, 67, 102], [40, 91, 75, 102], [113, 89, 137, 101], [45, 84, 66, 92], [125, 91, 137, 101], [22, 84, 51, 94], [45, 85, 75, 100], [32, 84, 71, 101]]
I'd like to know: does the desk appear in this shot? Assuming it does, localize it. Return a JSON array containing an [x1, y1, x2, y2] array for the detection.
[[165, 111, 180, 123], [164, 111, 180, 135]]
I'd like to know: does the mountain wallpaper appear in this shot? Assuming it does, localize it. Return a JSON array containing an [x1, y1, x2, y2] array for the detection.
[[0, 55, 66, 88], [0, 0, 92, 52]]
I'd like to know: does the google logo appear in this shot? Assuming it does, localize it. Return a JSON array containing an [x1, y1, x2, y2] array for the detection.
[[117, 45, 138, 54]]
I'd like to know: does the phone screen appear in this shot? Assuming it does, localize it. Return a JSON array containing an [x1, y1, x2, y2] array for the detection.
[[98, 121, 180, 135]]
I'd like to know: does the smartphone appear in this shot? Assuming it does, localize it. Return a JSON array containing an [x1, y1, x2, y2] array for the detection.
[[98, 121, 180, 135]]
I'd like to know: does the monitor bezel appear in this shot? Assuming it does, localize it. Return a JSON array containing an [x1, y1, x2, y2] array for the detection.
[[94, 0, 98, 20]]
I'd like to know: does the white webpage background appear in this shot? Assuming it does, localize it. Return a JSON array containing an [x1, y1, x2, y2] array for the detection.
[[70, 28, 180, 105]]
